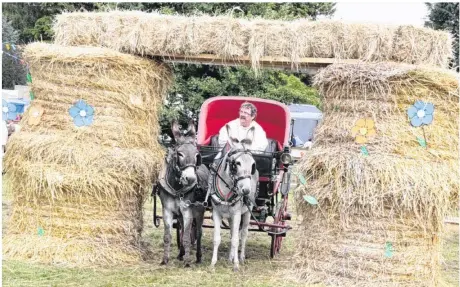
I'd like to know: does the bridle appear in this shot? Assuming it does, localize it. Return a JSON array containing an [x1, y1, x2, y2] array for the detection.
[[171, 141, 200, 180], [226, 148, 254, 186], [208, 147, 256, 206]]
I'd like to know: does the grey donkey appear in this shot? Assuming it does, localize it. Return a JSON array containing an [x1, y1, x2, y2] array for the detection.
[[208, 125, 259, 272], [156, 120, 209, 267]]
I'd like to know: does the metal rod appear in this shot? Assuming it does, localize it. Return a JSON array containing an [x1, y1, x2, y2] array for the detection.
[[156, 217, 292, 230]]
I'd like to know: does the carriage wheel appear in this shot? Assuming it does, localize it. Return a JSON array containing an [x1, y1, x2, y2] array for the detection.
[[270, 195, 288, 258]]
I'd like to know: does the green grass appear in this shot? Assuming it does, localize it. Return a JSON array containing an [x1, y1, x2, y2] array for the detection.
[[2, 177, 458, 286], [2, 176, 305, 287], [440, 224, 459, 287]]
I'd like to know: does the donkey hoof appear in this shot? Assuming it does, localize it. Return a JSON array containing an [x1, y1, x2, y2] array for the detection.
[[184, 263, 191, 268], [196, 258, 202, 264], [177, 255, 184, 261], [160, 259, 168, 265], [233, 266, 239, 272]]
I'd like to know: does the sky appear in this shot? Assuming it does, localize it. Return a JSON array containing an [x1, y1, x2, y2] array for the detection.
[[332, 2, 429, 27]]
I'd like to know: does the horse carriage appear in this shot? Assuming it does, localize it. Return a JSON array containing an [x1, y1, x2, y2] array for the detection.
[[152, 96, 294, 266]]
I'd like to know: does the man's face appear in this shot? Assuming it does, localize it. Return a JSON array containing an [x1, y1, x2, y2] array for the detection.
[[239, 107, 254, 128]]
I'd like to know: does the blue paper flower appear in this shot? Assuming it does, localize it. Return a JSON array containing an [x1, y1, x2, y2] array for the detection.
[[2, 99, 17, 121], [69, 100, 94, 127], [407, 101, 434, 127]]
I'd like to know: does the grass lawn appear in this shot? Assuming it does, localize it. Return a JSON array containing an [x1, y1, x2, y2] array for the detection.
[[2, 176, 458, 286]]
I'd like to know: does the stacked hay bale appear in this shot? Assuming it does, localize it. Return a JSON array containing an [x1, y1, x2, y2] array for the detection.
[[53, 11, 249, 59], [3, 43, 172, 265], [294, 63, 458, 286], [52, 11, 453, 71]]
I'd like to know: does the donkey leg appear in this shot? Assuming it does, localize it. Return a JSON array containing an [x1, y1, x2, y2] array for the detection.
[[195, 208, 205, 264], [177, 215, 185, 261], [161, 208, 173, 265], [228, 216, 234, 262], [239, 212, 251, 264], [182, 208, 193, 268], [231, 212, 242, 272], [211, 209, 222, 268]]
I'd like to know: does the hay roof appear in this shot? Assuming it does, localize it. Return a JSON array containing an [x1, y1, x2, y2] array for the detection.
[[53, 11, 453, 71]]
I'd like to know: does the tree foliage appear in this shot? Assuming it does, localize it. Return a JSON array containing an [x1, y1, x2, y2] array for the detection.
[[425, 3, 459, 70], [2, 17, 27, 89]]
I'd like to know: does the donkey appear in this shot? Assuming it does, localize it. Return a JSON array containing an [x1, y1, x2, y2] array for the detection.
[[209, 125, 259, 272], [156, 120, 209, 267]]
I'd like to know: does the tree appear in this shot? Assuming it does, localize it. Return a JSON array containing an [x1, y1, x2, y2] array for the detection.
[[2, 17, 27, 89], [2, 3, 97, 42], [425, 3, 459, 70]]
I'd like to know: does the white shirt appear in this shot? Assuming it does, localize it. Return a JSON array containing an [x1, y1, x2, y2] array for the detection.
[[218, 118, 268, 151]]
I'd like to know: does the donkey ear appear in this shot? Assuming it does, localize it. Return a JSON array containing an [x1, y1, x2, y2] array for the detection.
[[225, 124, 232, 138], [185, 120, 196, 138], [245, 127, 255, 143], [171, 120, 182, 141], [241, 138, 252, 147], [226, 124, 238, 147]]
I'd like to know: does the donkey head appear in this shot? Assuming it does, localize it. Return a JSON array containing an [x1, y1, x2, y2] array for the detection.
[[225, 124, 257, 196], [171, 120, 201, 186]]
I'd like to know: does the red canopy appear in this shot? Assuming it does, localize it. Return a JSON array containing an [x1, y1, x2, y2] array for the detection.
[[197, 96, 291, 150]]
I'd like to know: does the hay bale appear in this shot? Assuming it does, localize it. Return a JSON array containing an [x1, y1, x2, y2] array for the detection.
[[313, 63, 459, 161], [54, 11, 249, 58], [392, 25, 453, 67], [248, 19, 293, 70], [294, 63, 458, 286], [191, 15, 249, 57], [52, 11, 453, 70], [3, 42, 172, 266]]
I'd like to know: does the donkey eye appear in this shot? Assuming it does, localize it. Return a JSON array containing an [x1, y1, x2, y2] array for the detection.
[[177, 152, 184, 157], [236, 162, 241, 166]]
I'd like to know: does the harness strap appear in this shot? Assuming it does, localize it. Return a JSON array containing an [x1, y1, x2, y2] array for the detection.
[[210, 193, 242, 206], [209, 164, 233, 191], [159, 177, 196, 198], [244, 198, 262, 228], [209, 161, 238, 202]]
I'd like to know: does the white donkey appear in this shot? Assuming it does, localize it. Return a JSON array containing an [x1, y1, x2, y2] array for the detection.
[[208, 125, 259, 272]]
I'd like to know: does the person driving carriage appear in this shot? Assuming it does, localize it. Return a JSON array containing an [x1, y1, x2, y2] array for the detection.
[[217, 102, 268, 151], [208, 102, 268, 191]]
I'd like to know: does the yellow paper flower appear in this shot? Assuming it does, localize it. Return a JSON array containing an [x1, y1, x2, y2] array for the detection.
[[28, 105, 44, 126], [351, 118, 376, 144]]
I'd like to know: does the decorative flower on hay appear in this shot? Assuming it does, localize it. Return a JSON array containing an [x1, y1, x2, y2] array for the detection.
[[69, 100, 94, 127], [351, 118, 376, 144], [407, 101, 434, 149], [407, 101, 434, 127], [2, 99, 17, 121], [28, 105, 44, 126]]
